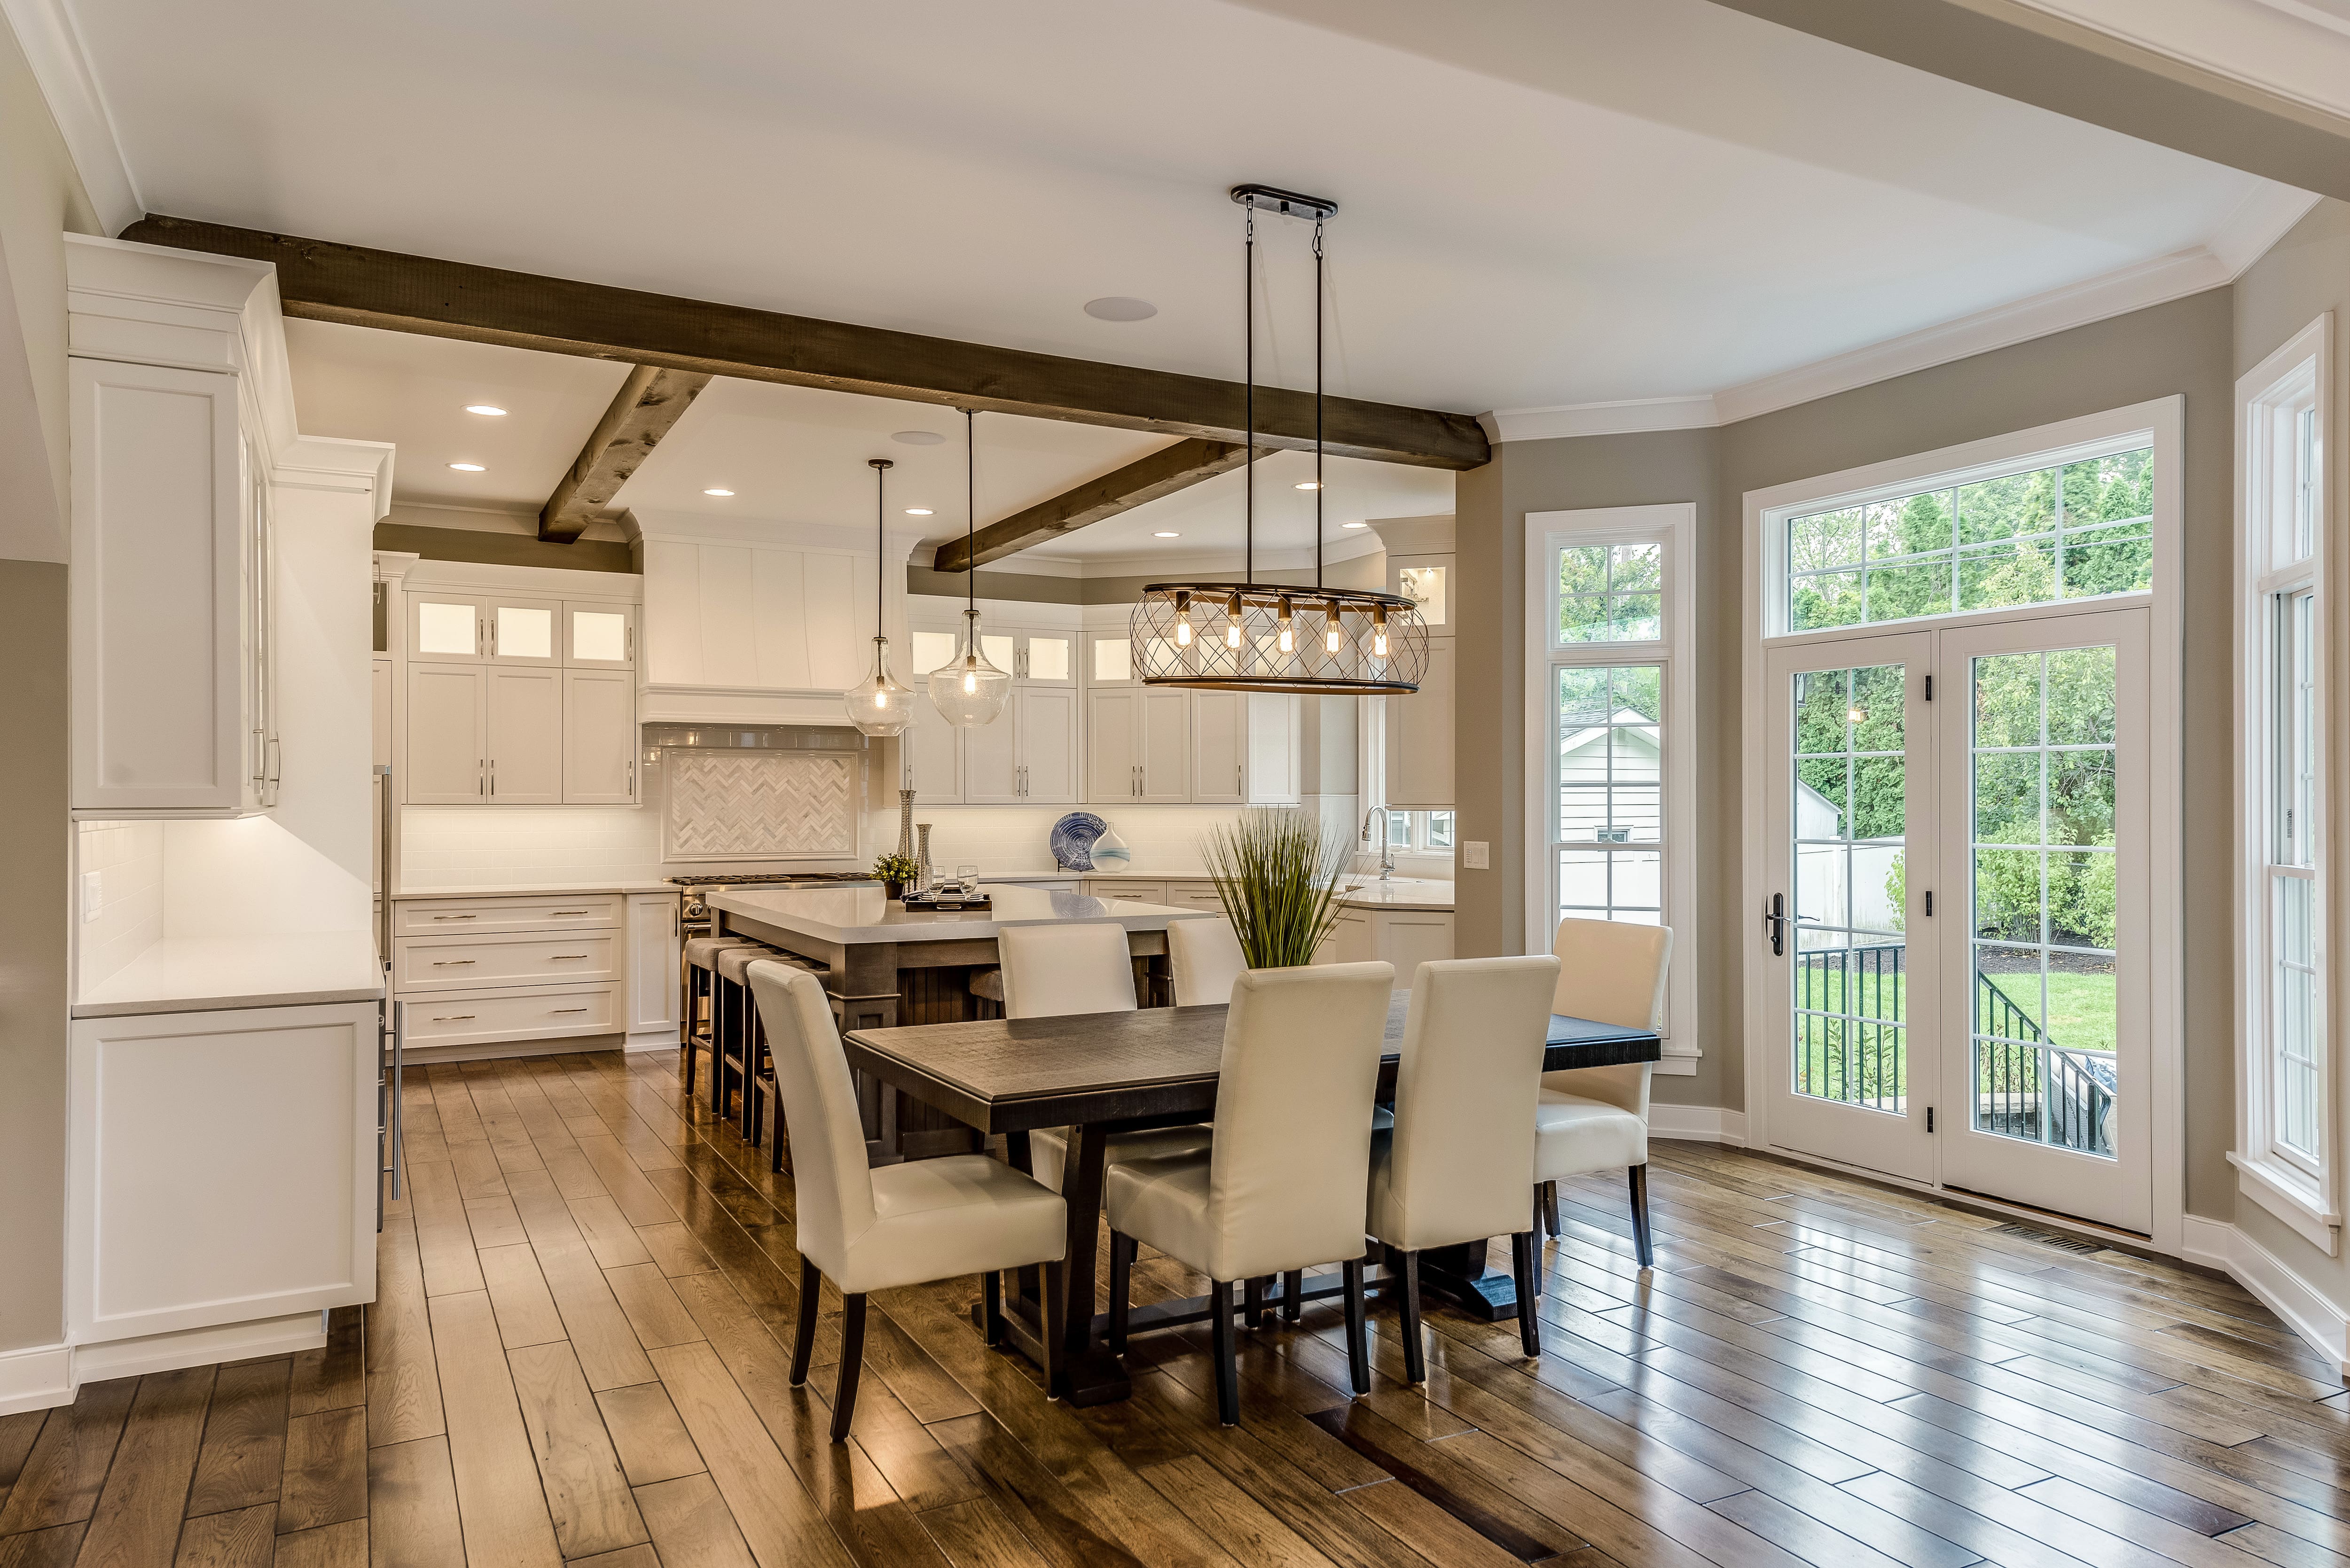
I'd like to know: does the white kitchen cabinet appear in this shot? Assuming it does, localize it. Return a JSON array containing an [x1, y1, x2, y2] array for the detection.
[[486, 595, 564, 665], [1088, 632, 1135, 686], [408, 592, 486, 664], [1191, 692, 1301, 805], [903, 622, 1081, 804], [903, 685, 961, 800], [69, 1002, 378, 1349], [69, 357, 277, 814], [1313, 905, 1454, 986], [405, 665, 487, 803], [565, 601, 635, 668], [563, 668, 638, 803], [963, 695, 1023, 804], [626, 891, 683, 1048], [371, 659, 395, 768], [486, 667, 564, 803], [1013, 630, 1076, 685], [1018, 686, 1080, 803], [1385, 639, 1455, 811], [1086, 686, 1202, 804]]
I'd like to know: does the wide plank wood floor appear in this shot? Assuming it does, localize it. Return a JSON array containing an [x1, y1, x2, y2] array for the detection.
[[4, 1045, 2342, 1567]]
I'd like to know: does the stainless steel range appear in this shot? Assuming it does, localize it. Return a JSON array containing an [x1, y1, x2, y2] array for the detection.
[[669, 872, 877, 934]]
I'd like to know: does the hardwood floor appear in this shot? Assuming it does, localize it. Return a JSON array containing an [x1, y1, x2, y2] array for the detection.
[[4, 1045, 2342, 1567]]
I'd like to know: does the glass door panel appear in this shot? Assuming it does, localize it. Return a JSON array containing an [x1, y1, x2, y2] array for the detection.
[[1763, 632, 1937, 1183], [1939, 610, 2149, 1231]]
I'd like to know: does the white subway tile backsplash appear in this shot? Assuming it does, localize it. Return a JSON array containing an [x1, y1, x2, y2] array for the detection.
[[76, 820, 164, 994]]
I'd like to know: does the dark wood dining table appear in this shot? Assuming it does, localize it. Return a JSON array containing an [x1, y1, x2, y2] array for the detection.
[[842, 992, 1661, 1405]]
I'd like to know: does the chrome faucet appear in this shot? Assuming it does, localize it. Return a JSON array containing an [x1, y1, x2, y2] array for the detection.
[[1360, 806, 1396, 882]]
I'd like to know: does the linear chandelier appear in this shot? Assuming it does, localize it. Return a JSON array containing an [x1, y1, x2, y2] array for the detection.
[[1128, 185, 1427, 697]]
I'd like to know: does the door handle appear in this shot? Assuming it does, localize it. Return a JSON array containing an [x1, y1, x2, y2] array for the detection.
[[1763, 892, 1786, 957]]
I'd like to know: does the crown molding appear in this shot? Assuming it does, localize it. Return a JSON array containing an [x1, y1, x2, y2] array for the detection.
[[2012, 0, 2350, 125], [0, 0, 140, 234], [1481, 183, 2323, 444]]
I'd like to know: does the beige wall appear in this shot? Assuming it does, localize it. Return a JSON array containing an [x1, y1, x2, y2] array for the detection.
[[2229, 199, 2350, 1274], [0, 17, 96, 1357], [1457, 288, 2239, 1200]]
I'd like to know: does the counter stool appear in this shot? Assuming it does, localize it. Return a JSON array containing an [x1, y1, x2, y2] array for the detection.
[[713, 942, 780, 1123], [684, 936, 760, 1100], [743, 950, 826, 1155]]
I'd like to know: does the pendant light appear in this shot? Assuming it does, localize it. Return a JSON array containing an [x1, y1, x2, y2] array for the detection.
[[845, 458, 916, 735], [928, 408, 1012, 726], [1129, 185, 1427, 696]]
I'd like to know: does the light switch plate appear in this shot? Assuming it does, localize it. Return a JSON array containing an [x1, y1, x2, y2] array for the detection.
[[1462, 841, 1490, 870], [80, 869, 103, 922]]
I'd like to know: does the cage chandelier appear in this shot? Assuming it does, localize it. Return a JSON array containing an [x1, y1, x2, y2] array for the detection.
[[1128, 185, 1428, 697]]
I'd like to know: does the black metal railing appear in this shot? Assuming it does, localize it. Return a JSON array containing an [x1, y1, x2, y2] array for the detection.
[[1793, 942, 1906, 1112], [1973, 969, 2114, 1157]]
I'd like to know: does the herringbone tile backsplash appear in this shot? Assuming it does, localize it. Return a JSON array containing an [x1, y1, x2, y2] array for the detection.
[[665, 752, 860, 859]]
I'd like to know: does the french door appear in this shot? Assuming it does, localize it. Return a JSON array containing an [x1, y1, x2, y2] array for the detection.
[[1760, 608, 2152, 1231]]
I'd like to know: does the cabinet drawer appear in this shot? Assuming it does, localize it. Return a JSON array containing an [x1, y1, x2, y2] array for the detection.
[[401, 984, 619, 1047], [394, 893, 625, 936], [394, 932, 619, 991], [1084, 878, 1166, 903]]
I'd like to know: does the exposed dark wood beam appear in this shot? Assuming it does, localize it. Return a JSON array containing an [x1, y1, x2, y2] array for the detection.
[[932, 438, 1258, 572], [1705, 0, 2350, 203], [119, 215, 1489, 471], [538, 364, 709, 541]]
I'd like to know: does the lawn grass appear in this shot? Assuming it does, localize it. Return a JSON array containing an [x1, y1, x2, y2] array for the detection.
[[1792, 967, 2116, 1055]]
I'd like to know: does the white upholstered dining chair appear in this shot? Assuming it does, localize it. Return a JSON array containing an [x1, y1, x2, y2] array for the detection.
[[1104, 961, 1395, 1425], [748, 961, 1068, 1442], [1535, 918, 1673, 1268], [1369, 954, 1561, 1376], [1167, 914, 1248, 1006], [1000, 922, 1213, 1193]]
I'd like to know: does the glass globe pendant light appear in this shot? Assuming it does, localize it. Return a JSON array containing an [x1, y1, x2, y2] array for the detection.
[[928, 408, 1012, 727], [844, 457, 916, 736]]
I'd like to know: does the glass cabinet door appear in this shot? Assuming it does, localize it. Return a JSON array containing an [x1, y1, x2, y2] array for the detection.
[[484, 596, 563, 665], [565, 601, 634, 668], [1019, 632, 1075, 685], [408, 593, 485, 665]]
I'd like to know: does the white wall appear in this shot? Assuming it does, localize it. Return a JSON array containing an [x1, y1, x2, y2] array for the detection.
[[399, 804, 664, 890]]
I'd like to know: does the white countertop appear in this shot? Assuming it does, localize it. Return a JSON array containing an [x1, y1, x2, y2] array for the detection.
[[711, 883, 1213, 945], [1335, 878, 1457, 912], [393, 882, 682, 898], [75, 932, 387, 1018]]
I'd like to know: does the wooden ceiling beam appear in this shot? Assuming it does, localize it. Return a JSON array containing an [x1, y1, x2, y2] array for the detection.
[[539, 364, 709, 541], [932, 437, 1257, 572], [119, 215, 1490, 471]]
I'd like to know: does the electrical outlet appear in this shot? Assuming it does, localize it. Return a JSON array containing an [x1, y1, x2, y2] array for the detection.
[[1462, 841, 1490, 870], [80, 869, 104, 923]]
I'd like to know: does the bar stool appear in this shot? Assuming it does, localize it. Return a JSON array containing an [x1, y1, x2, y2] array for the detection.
[[713, 942, 780, 1123], [683, 935, 760, 1100], [744, 950, 825, 1154]]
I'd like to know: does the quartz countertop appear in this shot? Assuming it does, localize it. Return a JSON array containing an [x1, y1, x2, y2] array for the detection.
[[1335, 878, 1457, 912], [393, 882, 682, 898], [711, 883, 1213, 945], [75, 932, 386, 1018]]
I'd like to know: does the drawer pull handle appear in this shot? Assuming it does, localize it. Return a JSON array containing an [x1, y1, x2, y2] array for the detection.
[[431, 914, 477, 921], [550, 954, 588, 960], [431, 960, 477, 966], [550, 910, 591, 916], [551, 1006, 588, 1014], [432, 1014, 476, 1022]]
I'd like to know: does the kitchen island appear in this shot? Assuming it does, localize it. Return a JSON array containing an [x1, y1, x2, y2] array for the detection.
[[710, 884, 1214, 1159]]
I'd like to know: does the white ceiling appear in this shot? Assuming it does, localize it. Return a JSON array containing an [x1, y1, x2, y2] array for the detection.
[[71, 0, 2295, 421]]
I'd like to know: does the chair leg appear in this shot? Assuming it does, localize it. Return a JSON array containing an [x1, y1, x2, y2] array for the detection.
[[1243, 1275, 1266, 1329], [1209, 1280, 1240, 1426], [741, 1017, 764, 1144], [1510, 1230, 1542, 1358], [982, 1269, 1005, 1349], [830, 1294, 868, 1443], [769, 1094, 787, 1174], [790, 1257, 820, 1387], [1107, 1233, 1135, 1355], [1541, 1179, 1561, 1238], [1398, 1249, 1426, 1385], [709, 981, 729, 1115], [1342, 1258, 1370, 1396], [1281, 1268, 1304, 1322], [1629, 1163, 1654, 1269]]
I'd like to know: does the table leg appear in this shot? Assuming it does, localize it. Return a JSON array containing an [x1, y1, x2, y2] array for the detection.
[[1410, 1238, 1523, 1322], [1053, 1123, 1130, 1405]]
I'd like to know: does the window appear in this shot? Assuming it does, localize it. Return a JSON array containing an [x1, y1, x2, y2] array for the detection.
[[1527, 506, 1697, 1069], [1375, 810, 1454, 854], [2235, 317, 2335, 1250], [1784, 447, 2153, 632]]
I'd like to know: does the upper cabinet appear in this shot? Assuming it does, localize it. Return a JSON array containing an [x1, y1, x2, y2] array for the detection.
[[566, 602, 635, 669], [407, 593, 625, 669]]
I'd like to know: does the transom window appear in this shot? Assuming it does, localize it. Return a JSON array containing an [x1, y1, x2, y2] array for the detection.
[[1786, 448, 2154, 632]]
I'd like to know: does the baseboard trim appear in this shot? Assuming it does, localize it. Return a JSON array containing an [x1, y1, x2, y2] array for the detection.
[[0, 1342, 73, 1416], [1651, 1106, 1749, 1146], [2184, 1215, 2350, 1375], [72, 1311, 328, 1383]]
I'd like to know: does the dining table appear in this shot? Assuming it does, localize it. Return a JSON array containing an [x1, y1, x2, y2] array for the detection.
[[842, 992, 1662, 1406]]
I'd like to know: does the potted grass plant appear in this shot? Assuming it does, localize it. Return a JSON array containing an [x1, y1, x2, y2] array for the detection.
[[1201, 808, 1351, 968]]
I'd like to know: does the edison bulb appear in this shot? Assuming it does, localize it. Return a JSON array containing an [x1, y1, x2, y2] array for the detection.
[[964, 668, 979, 694], [1278, 623, 1294, 654], [874, 691, 889, 709], [1175, 618, 1193, 647], [1225, 620, 1243, 650], [1324, 605, 1344, 655]]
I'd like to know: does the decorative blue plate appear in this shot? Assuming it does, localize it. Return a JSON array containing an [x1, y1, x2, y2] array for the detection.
[[1050, 811, 1109, 871]]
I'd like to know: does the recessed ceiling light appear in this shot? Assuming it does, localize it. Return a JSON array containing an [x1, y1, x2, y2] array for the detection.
[[703, 488, 735, 497], [463, 404, 507, 417], [891, 430, 945, 446], [1153, 531, 1180, 538], [904, 507, 934, 516], [1085, 296, 1158, 322], [1294, 481, 1322, 490], [1341, 520, 1367, 529], [448, 462, 486, 472]]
